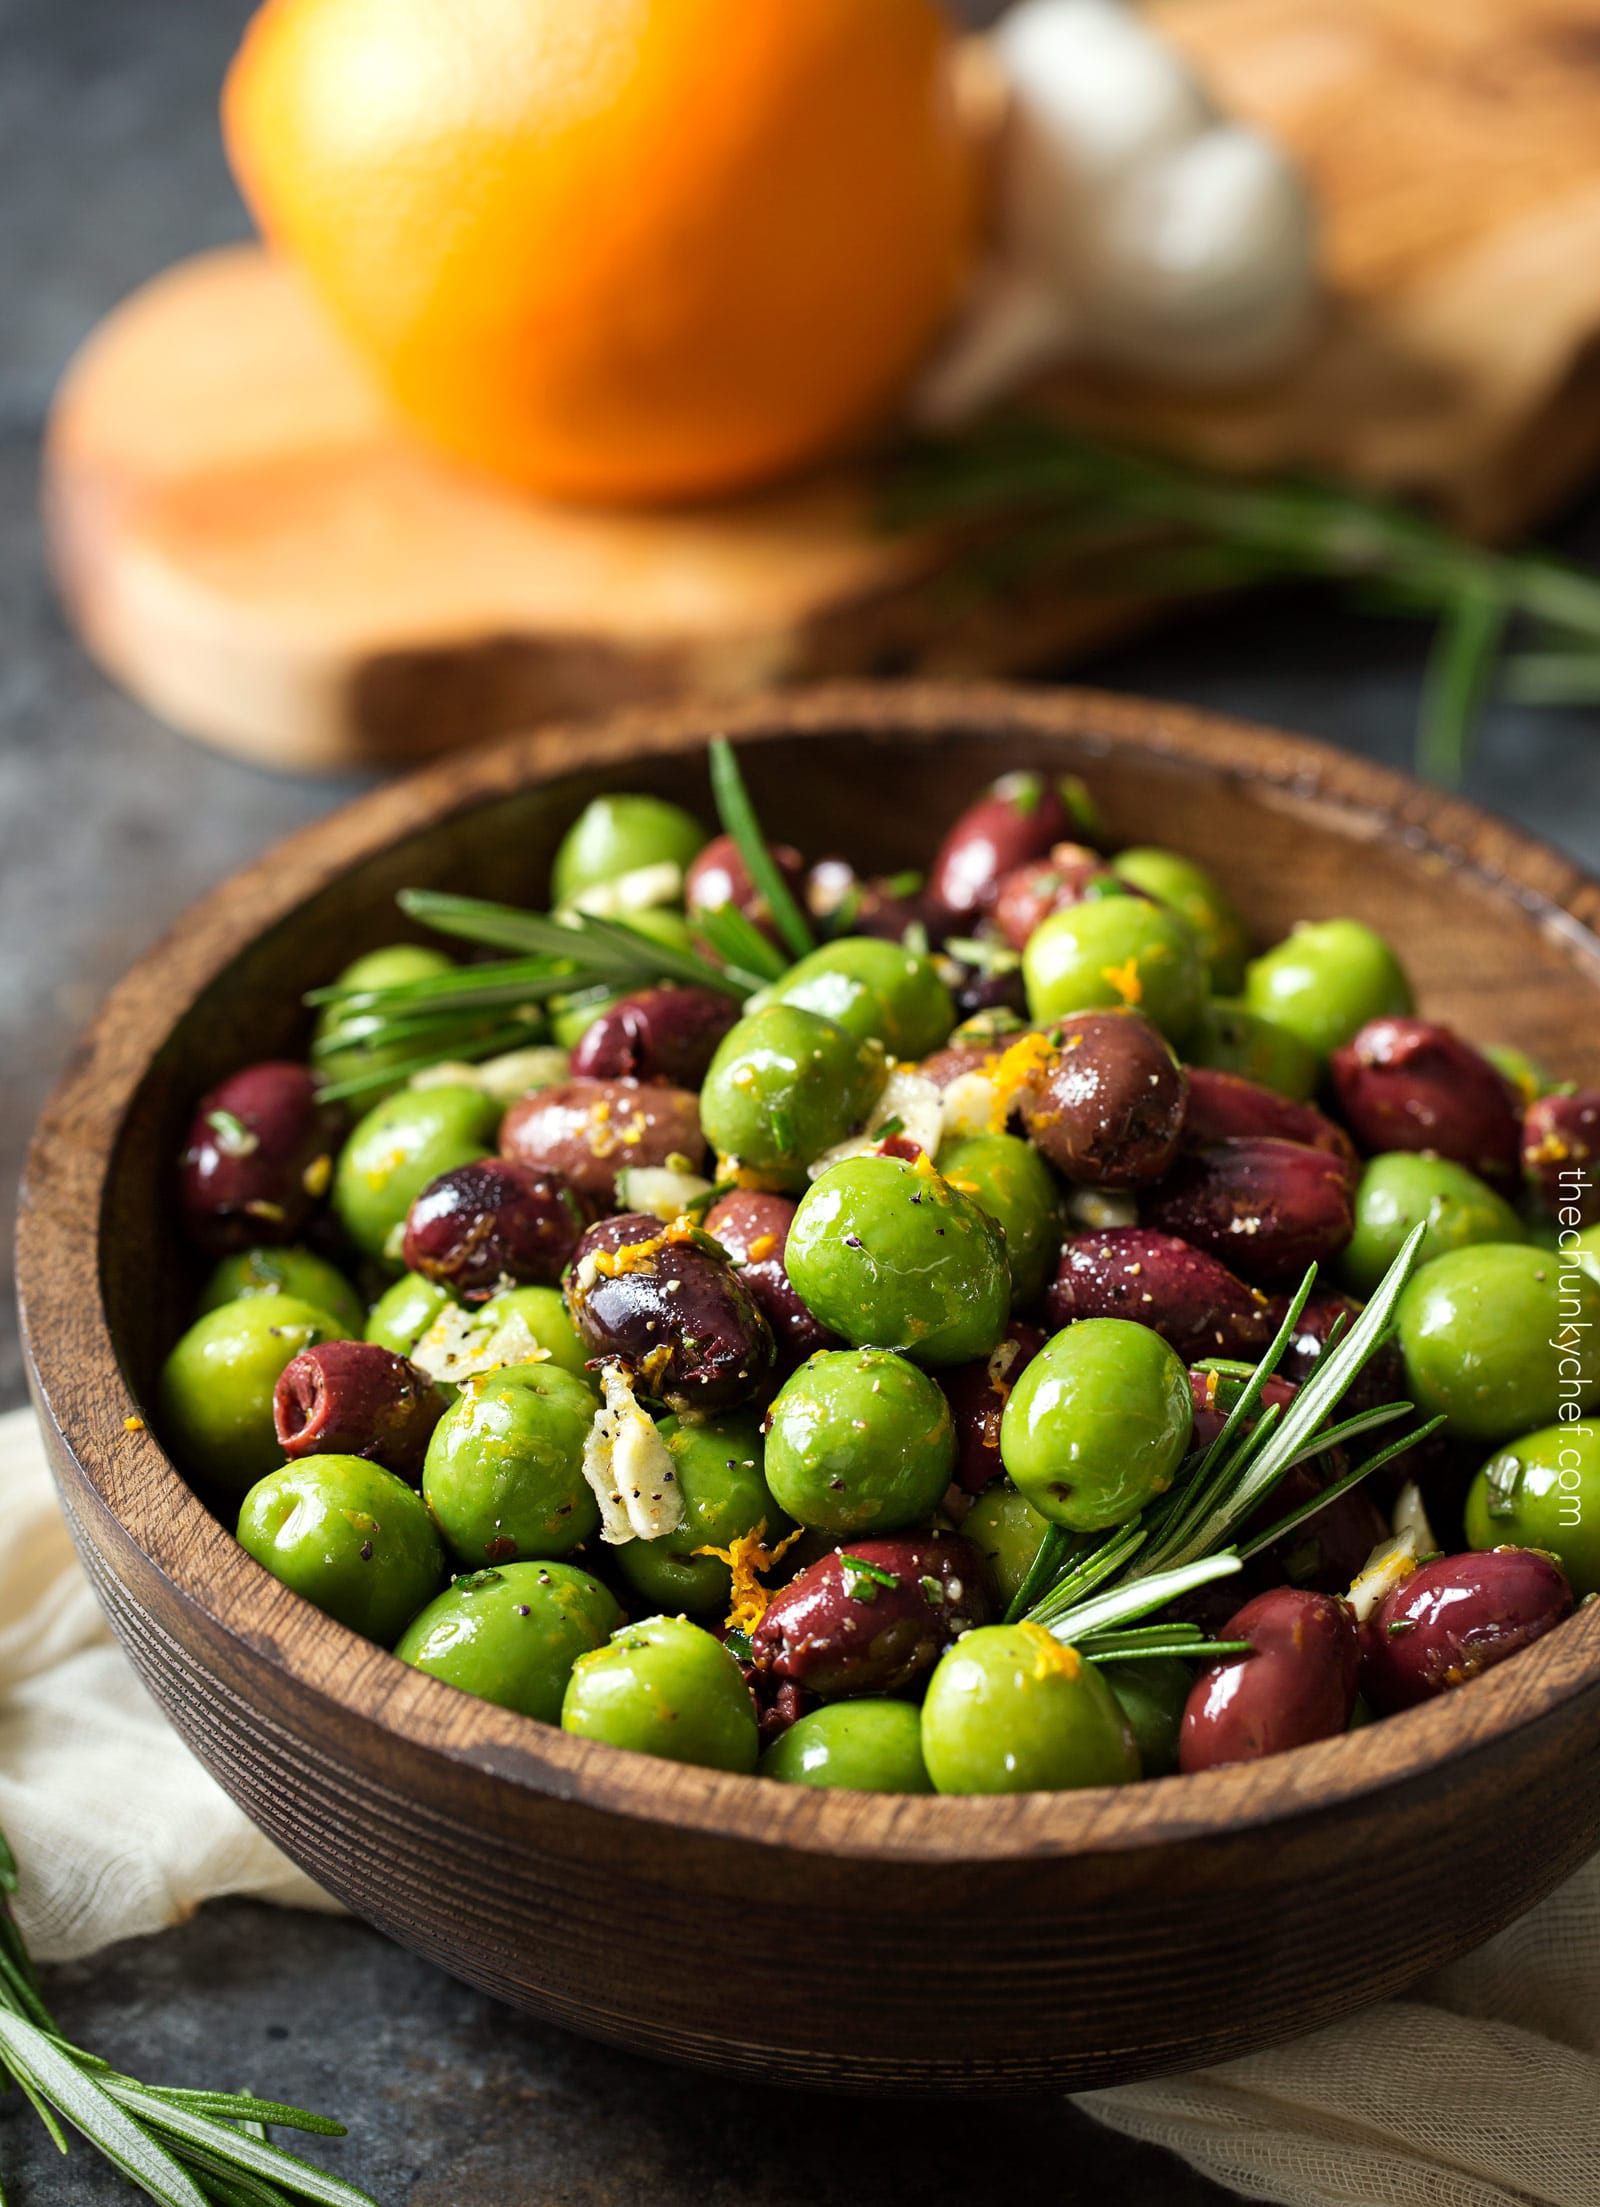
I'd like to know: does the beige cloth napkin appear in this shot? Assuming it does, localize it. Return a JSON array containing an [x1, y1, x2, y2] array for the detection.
[[6, 1404, 1600, 2204]]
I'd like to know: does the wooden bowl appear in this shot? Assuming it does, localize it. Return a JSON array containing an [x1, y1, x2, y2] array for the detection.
[[20, 681, 1600, 2094]]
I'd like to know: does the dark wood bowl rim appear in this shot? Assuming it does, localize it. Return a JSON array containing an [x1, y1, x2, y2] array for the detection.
[[20, 680, 1600, 1866]]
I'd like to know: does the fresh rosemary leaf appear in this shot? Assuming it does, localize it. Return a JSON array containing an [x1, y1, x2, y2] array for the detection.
[[1418, 578, 1507, 787], [1037, 1553, 1243, 1645], [193, 2169, 298, 2207], [689, 900, 789, 987], [1504, 648, 1600, 704], [1238, 1415, 1447, 1563], [1002, 1523, 1073, 1624], [0, 1829, 17, 1893], [708, 739, 816, 962], [135, 2088, 345, 2137], [1080, 1635, 1251, 1665], [109, 2084, 381, 2207], [0, 2010, 209, 2207], [1026, 1522, 1146, 1628], [314, 1024, 536, 1105], [396, 891, 744, 998]]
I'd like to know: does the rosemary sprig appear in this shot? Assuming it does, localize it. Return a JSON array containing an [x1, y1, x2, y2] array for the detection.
[[0, 1821, 375, 2207], [882, 416, 1600, 782], [1024, 1224, 1431, 1645], [689, 901, 790, 989], [394, 892, 745, 997], [708, 738, 816, 962]]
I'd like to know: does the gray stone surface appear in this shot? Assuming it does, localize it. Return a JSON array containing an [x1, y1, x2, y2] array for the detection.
[[4, 0, 1600, 2200]]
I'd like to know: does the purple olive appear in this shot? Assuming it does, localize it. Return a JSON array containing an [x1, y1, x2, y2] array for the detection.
[[569, 986, 739, 1088], [1274, 1289, 1407, 1424], [401, 1158, 593, 1300], [1183, 1067, 1355, 1166], [703, 1190, 835, 1367], [941, 1322, 1047, 1494], [991, 845, 1122, 952], [273, 1341, 442, 1483], [944, 954, 1030, 1024], [1047, 1227, 1277, 1363], [929, 774, 1087, 924], [750, 1534, 994, 1699], [499, 1078, 707, 1203], [1016, 1010, 1186, 1187], [1523, 1091, 1600, 1223], [1142, 1137, 1357, 1288], [178, 1062, 343, 1255], [1179, 1588, 1360, 1772], [1360, 1548, 1573, 1714], [686, 832, 805, 946], [1329, 1018, 1520, 1183], [805, 858, 937, 945], [919, 1038, 1014, 1097], [565, 1213, 775, 1416], [1187, 1368, 1298, 1452]]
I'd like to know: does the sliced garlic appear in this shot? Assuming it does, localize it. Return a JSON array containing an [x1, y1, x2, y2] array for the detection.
[[410, 1044, 569, 1102], [410, 1306, 549, 1387], [614, 1166, 715, 1221], [581, 1364, 685, 1546], [1346, 1529, 1420, 1625], [1390, 1479, 1440, 1559], [1064, 1186, 1139, 1231], [807, 1067, 945, 1178], [940, 1068, 1005, 1140]]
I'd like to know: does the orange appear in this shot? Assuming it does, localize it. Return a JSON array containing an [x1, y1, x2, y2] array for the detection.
[[223, 0, 975, 505]]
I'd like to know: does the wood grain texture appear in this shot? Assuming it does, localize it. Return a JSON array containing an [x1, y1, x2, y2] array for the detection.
[[18, 682, 1600, 2091], [42, 0, 1600, 771]]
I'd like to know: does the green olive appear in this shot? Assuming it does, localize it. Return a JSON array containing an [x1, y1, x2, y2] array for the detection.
[[937, 1131, 1062, 1306], [613, 1415, 781, 1613], [236, 1455, 445, 1645], [760, 1700, 932, 1792], [1022, 898, 1206, 1044], [960, 1481, 1052, 1609], [422, 1365, 601, 1565], [365, 1272, 459, 1358], [700, 1005, 886, 1190], [550, 794, 707, 905], [1097, 1656, 1192, 1779], [332, 1084, 500, 1264], [764, 1348, 955, 1537], [754, 937, 955, 1058], [561, 1615, 758, 1771], [1341, 1152, 1527, 1298], [313, 943, 458, 1102], [1396, 1244, 1600, 1443], [1184, 998, 1320, 1102], [1000, 1318, 1192, 1530], [1485, 1044, 1562, 1108], [395, 1561, 622, 1720], [921, 1623, 1140, 1793], [159, 1295, 352, 1496], [198, 1246, 364, 1337], [1111, 847, 1250, 995], [1243, 918, 1412, 1058], [786, 1154, 1010, 1366], [1465, 1420, 1600, 1599]]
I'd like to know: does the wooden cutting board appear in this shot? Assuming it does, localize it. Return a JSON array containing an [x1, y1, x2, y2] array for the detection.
[[44, 0, 1600, 772]]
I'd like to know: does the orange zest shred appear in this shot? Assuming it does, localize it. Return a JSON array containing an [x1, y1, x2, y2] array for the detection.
[[593, 1232, 667, 1278], [987, 1030, 1057, 1132], [1100, 955, 1143, 1006], [696, 1519, 805, 1634]]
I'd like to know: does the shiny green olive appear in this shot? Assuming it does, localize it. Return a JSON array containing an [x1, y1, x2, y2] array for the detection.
[[1000, 1319, 1192, 1530], [700, 1005, 886, 1190], [550, 794, 707, 905], [1111, 847, 1250, 995], [960, 1482, 1052, 1609], [561, 1615, 758, 1771], [1184, 998, 1320, 1102], [422, 1365, 601, 1565], [1022, 898, 1206, 1044], [1341, 1152, 1527, 1298], [394, 1560, 622, 1719], [921, 1623, 1140, 1793], [332, 1084, 500, 1264], [613, 1415, 780, 1613], [937, 1131, 1061, 1306], [549, 988, 624, 1051], [198, 1246, 363, 1337], [1097, 1656, 1192, 1779], [760, 1700, 932, 1792], [237, 1455, 445, 1645], [787, 1154, 1010, 1366], [1244, 918, 1412, 1058], [1396, 1244, 1600, 1443], [365, 1272, 458, 1358], [754, 937, 955, 1059], [160, 1295, 352, 1496], [764, 1348, 955, 1537], [1465, 1420, 1600, 1599], [313, 943, 458, 1102], [1575, 1225, 1600, 1287]]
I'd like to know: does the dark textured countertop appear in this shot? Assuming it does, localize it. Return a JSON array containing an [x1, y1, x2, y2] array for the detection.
[[5, 1, 1600, 2199]]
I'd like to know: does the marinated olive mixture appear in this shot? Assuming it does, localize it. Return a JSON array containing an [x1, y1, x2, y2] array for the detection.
[[159, 767, 1600, 1791]]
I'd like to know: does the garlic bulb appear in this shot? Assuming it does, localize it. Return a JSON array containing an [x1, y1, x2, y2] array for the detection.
[[916, 0, 1319, 422]]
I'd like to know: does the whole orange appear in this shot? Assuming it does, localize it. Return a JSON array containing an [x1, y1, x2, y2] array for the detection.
[[223, 0, 975, 504]]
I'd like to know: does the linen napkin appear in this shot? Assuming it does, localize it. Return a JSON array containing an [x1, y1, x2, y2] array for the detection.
[[6, 1401, 1600, 2206]]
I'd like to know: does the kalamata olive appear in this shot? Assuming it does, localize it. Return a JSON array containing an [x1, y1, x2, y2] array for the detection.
[[500, 1078, 707, 1203], [686, 832, 805, 945], [806, 859, 937, 946], [749, 1534, 994, 1699], [1329, 1018, 1521, 1183], [1182, 1067, 1356, 1166], [1179, 1588, 1360, 1771], [1143, 1137, 1357, 1288], [941, 1323, 1047, 1494], [1523, 1091, 1600, 1223], [942, 952, 1031, 1025], [1048, 1228, 1277, 1363], [1275, 1289, 1407, 1423], [178, 1062, 343, 1255], [565, 1213, 775, 1415], [1360, 1547, 1574, 1713], [929, 773, 1086, 923], [992, 845, 1122, 951], [273, 1340, 442, 1484], [1016, 1010, 1186, 1187], [919, 1038, 1012, 1095], [568, 986, 739, 1088], [703, 1190, 835, 1368], [401, 1158, 593, 1300]]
